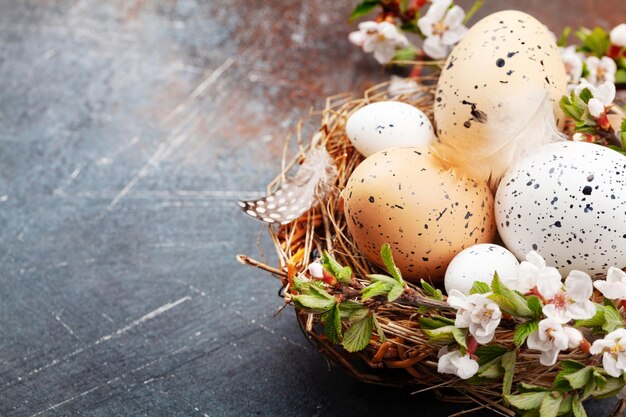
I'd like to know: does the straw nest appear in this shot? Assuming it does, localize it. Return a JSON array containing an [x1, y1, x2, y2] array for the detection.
[[237, 75, 626, 417]]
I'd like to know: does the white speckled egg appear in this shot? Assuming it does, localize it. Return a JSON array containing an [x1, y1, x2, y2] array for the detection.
[[433, 10, 567, 183], [444, 244, 519, 295], [496, 141, 626, 277], [346, 101, 434, 157], [343, 146, 496, 284]]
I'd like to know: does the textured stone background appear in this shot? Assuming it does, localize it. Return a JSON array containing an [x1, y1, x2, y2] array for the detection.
[[0, 1, 624, 416]]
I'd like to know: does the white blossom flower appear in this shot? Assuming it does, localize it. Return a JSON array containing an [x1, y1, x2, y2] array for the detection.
[[500, 251, 559, 294], [417, 0, 467, 59], [527, 318, 583, 366], [538, 270, 596, 324], [349, 21, 409, 64], [437, 346, 479, 379], [572, 132, 585, 142], [308, 262, 324, 278], [387, 75, 420, 97], [560, 46, 584, 85], [590, 328, 626, 377], [585, 56, 617, 85], [574, 78, 616, 118], [447, 289, 501, 344], [594, 267, 626, 300], [610, 24, 626, 48]]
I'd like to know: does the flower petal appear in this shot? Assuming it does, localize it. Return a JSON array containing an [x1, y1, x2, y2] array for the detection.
[[588, 98, 605, 118], [607, 267, 626, 284], [565, 270, 593, 301], [442, 25, 467, 46], [543, 303, 571, 324], [595, 80, 616, 105], [537, 269, 562, 299], [443, 6, 465, 29], [422, 35, 449, 60], [611, 24, 626, 47], [540, 348, 560, 366], [425, 0, 453, 22], [564, 326, 583, 349], [451, 353, 479, 379], [603, 353, 622, 377], [526, 251, 547, 269], [566, 301, 596, 321]]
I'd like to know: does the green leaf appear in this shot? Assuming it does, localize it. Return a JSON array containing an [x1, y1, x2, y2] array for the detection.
[[392, 45, 417, 62], [452, 327, 468, 349], [557, 26, 571, 47], [387, 283, 405, 302], [380, 243, 403, 284], [515, 320, 539, 347], [602, 304, 624, 333], [616, 69, 626, 84], [521, 411, 541, 417], [372, 314, 386, 343], [361, 281, 393, 300], [349, 0, 381, 21], [470, 281, 491, 294], [342, 314, 374, 352], [576, 27, 610, 57], [475, 345, 508, 365], [572, 395, 587, 417], [321, 251, 343, 277], [367, 274, 399, 285], [339, 300, 369, 321], [519, 382, 550, 393], [565, 366, 593, 390], [590, 377, 625, 398], [490, 273, 533, 317], [558, 395, 573, 415], [337, 266, 352, 284], [322, 303, 342, 344], [579, 87, 593, 104], [505, 392, 548, 410], [527, 296, 543, 318], [423, 325, 456, 344], [502, 350, 516, 396], [539, 392, 562, 417], [561, 360, 587, 372], [420, 279, 444, 300], [292, 286, 336, 312], [419, 315, 455, 330], [477, 358, 504, 379]]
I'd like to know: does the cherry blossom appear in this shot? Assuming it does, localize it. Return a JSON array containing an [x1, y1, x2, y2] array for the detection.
[[560, 46, 584, 85], [527, 318, 583, 366], [417, 0, 467, 59], [349, 21, 409, 64], [437, 346, 479, 379], [594, 267, 626, 300], [585, 56, 617, 85], [575, 78, 616, 118], [538, 270, 596, 324], [500, 251, 560, 294], [387, 75, 420, 97], [590, 329, 626, 377], [447, 290, 501, 344], [610, 24, 626, 48]]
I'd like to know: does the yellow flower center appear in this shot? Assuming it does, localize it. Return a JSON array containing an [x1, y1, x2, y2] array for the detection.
[[432, 20, 448, 37]]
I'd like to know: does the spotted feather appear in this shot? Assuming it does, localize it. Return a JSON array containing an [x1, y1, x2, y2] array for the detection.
[[238, 147, 337, 225]]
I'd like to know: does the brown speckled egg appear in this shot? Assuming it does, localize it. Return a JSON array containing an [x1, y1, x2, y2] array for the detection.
[[343, 146, 496, 284], [433, 10, 567, 183]]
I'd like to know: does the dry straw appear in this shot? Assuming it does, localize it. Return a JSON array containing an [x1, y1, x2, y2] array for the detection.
[[237, 75, 626, 417]]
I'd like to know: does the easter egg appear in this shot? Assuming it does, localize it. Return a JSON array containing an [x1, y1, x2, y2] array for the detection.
[[343, 146, 496, 283], [345, 101, 434, 157], [432, 10, 567, 183], [444, 244, 519, 295], [496, 141, 626, 276]]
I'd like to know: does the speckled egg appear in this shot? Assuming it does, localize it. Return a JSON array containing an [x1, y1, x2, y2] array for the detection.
[[346, 101, 434, 157], [433, 10, 567, 182], [343, 146, 496, 283], [444, 244, 519, 295], [496, 141, 626, 276]]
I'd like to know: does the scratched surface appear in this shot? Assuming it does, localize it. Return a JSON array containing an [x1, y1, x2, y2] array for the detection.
[[0, 1, 624, 416]]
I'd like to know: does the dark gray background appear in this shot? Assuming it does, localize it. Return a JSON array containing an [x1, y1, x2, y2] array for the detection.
[[1, 1, 624, 416]]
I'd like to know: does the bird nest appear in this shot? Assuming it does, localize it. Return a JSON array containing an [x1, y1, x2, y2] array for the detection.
[[237, 75, 626, 417]]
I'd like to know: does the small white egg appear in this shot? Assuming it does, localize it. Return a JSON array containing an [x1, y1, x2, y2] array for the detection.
[[345, 101, 434, 157], [444, 244, 519, 295]]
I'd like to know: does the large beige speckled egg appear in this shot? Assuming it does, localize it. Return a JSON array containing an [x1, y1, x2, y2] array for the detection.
[[343, 146, 496, 284], [433, 10, 567, 183]]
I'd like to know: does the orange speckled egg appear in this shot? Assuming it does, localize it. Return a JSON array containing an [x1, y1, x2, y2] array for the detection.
[[343, 146, 496, 284]]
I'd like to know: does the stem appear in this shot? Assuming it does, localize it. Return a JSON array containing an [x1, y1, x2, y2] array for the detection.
[[608, 398, 626, 417], [462, 0, 484, 24]]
